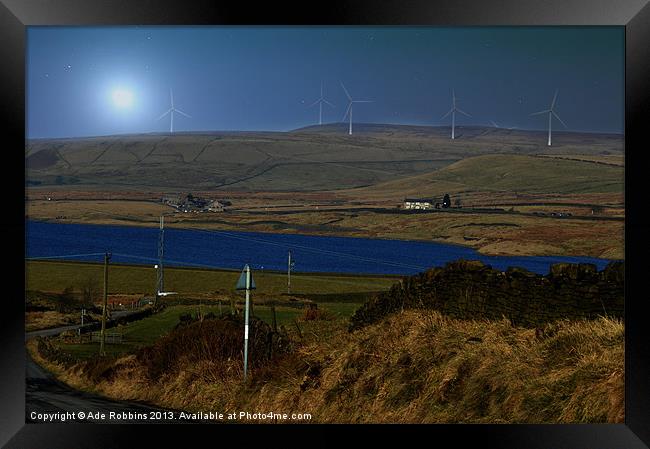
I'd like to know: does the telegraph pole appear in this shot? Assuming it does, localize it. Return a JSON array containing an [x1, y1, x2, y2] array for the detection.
[[99, 252, 111, 356], [271, 301, 277, 333], [287, 250, 292, 295], [155, 215, 164, 306]]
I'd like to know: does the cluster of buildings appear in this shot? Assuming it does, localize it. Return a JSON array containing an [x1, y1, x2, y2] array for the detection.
[[402, 196, 452, 211], [162, 193, 230, 213]]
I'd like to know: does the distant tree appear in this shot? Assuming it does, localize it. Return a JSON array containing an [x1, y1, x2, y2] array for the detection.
[[454, 198, 462, 208], [442, 194, 451, 208], [55, 286, 77, 313], [80, 276, 100, 307]]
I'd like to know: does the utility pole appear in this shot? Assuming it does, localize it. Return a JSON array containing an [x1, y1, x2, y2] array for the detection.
[[271, 300, 277, 333], [155, 215, 164, 306], [287, 250, 292, 295], [99, 252, 111, 356]]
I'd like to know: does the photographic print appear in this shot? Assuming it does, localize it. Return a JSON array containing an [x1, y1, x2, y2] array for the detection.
[[25, 26, 624, 424]]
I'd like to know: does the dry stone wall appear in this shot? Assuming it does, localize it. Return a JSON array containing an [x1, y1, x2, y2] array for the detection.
[[349, 260, 624, 330]]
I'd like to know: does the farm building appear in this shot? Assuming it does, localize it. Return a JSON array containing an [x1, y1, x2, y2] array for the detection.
[[403, 198, 435, 210], [162, 193, 230, 213]]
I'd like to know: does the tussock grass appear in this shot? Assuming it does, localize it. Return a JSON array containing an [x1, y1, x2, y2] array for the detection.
[[26, 311, 78, 332], [31, 309, 623, 423]]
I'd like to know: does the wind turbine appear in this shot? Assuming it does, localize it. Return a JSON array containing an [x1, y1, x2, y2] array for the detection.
[[341, 81, 372, 135], [530, 89, 567, 146], [308, 82, 335, 125], [157, 88, 191, 133], [441, 89, 471, 140]]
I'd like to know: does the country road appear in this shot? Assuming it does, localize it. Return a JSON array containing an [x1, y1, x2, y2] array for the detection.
[[25, 311, 181, 423]]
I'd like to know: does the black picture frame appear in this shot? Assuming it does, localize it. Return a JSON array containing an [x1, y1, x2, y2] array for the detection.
[[2, 1, 649, 447]]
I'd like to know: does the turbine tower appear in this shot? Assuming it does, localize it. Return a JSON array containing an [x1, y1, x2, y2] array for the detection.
[[308, 82, 335, 126], [157, 88, 191, 133], [530, 89, 567, 146], [341, 81, 372, 135], [441, 89, 471, 140]]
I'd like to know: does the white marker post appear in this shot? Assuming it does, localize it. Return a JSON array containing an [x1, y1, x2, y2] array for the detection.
[[243, 265, 251, 381], [78, 308, 86, 337], [287, 251, 292, 295], [235, 264, 256, 382]]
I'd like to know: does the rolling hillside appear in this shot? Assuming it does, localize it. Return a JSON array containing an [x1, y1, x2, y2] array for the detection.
[[26, 124, 623, 192], [347, 153, 624, 203]]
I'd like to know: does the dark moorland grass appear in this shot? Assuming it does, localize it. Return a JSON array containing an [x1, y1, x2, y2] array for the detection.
[[26, 260, 399, 297]]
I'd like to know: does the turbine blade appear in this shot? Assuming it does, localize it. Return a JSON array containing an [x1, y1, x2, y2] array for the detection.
[[441, 108, 453, 119], [490, 120, 500, 128], [340, 81, 352, 101], [530, 109, 551, 116], [552, 111, 567, 128], [157, 109, 172, 121], [170, 89, 174, 108], [175, 109, 191, 118], [320, 81, 323, 97], [456, 108, 471, 117], [551, 89, 558, 109], [323, 99, 335, 108], [308, 99, 320, 108], [342, 102, 352, 122]]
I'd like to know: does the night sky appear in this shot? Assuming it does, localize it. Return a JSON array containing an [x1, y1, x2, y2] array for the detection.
[[27, 27, 624, 139]]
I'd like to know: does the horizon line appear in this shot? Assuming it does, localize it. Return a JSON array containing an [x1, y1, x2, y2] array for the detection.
[[25, 122, 625, 141]]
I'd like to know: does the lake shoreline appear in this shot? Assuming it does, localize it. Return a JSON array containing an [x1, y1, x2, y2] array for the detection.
[[26, 219, 617, 276]]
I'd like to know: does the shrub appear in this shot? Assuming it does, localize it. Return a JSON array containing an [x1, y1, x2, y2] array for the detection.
[[301, 305, 334, 321], [136, 314, 292, 381]]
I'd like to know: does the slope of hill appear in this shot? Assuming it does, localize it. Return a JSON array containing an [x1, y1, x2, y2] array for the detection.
[[31, 307, 624, 423], [345, 153, 624, 203], [26, 125, 623, 192]]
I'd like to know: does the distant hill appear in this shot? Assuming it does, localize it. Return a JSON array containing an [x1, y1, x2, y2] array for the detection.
[[346, 153, 624, 204], [26, 124, 623, 192]]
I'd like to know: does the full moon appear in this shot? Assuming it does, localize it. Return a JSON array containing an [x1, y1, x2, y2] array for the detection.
[[112, 89, 134, 108]]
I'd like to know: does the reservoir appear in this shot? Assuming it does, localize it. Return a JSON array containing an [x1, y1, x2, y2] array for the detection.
[[26, 220, 616, 276]]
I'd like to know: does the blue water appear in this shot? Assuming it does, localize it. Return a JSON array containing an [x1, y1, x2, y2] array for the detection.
[[25, 220, 616, 276]]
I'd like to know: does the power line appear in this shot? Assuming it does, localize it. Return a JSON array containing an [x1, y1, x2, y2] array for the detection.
[[182, 227, 428, 271], [25, 252, 107, 261], [35, 209, 428, 271]]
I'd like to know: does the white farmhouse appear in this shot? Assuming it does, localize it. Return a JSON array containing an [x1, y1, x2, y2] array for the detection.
[[403, 198, 435, 210]]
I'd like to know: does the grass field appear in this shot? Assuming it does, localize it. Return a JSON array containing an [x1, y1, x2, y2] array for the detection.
[[57, 302, 359, 359], [26, 260, 399, 297], [350, 154, 624, 201]]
